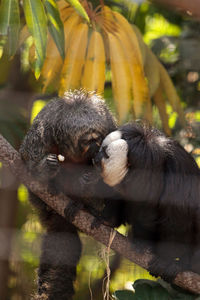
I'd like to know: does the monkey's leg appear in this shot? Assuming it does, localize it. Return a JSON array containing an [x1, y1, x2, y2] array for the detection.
[[30, 195, 81, 300]]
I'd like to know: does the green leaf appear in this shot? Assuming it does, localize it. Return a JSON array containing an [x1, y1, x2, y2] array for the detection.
[[0, 0, 20, 57], [23, 0, 48, 79], [113, 290, 136, 300], [133, 280, 172, 300], [65, 0, 90, 23], [44, 0, 65, 60]]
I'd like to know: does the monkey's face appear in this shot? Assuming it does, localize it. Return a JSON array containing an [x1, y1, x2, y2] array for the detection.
[[51, 92, 117, 167], [41, 92, 117, 194], [94, 130, 129, 187], [56, 125, 118, 177]]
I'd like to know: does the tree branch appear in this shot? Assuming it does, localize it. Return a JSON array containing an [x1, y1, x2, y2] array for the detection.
[[0, 133, 199, 294]]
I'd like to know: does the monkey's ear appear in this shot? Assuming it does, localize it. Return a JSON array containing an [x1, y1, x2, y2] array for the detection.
[[100, 136, 129, 187]]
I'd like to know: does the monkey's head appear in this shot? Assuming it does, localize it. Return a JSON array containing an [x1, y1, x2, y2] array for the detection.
[[34, 90, 117, 165]]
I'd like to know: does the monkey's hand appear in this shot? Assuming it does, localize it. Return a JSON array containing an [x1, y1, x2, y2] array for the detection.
[[95, 130, 128, 187], [36, 153, 60, 180]]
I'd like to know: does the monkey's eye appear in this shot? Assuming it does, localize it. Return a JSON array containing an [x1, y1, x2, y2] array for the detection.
[[81, 139, 101, 158], [82, 138, 99, 147], [89, 138, 99, 145], [80, 140, 90, 154], [81, 139, 90, 146]]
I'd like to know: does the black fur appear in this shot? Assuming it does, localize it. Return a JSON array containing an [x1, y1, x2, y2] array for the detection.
[[19, 91, 121, 300], [98, 122, 200, 282]]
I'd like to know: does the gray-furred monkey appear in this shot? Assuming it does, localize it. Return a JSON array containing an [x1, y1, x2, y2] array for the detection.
[[19, 90, 123, 300], [96, 123, 200, 284]]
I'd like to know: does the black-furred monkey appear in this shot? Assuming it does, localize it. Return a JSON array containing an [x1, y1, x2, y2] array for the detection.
[[19, 90, 123, 300], [96, 122, 200, 283]]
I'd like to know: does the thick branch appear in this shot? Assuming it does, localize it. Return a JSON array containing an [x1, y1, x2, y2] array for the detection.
[[150, 0, 200, 20], [0, 133, 199, 294]]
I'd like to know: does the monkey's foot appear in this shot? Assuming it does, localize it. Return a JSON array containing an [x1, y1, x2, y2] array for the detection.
[[91, 217, 102, 230], [148, 256, 183, 283], [80, 170, 99, 185], [64, 200, 84, 223]]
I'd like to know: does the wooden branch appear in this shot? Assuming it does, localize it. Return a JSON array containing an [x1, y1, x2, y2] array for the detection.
[[150, 0, 200, 20], [0, 133, 200, 294]]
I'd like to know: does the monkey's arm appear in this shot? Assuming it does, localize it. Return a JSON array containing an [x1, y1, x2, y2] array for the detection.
[[19, 123, 61, 182]]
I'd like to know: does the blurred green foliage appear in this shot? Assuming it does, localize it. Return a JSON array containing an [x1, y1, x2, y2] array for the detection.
[[30, 100, 47, 123]]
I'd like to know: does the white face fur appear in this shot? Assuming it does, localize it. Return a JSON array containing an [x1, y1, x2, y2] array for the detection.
[[100, 130, 129, 187]]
